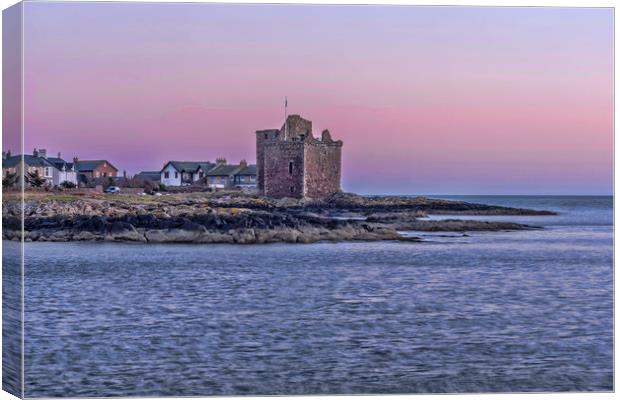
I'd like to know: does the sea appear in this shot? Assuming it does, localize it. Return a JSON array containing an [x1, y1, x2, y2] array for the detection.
[[3, 195, 614, 396]]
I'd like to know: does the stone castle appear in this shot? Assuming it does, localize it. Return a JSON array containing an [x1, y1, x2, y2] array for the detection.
[[256, 115, 343, 199]]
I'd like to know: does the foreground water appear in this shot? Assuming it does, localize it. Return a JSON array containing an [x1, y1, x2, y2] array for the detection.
[[15, 196, 613, 396]]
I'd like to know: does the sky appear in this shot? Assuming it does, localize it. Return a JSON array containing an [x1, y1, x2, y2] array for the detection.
[[6, 3, 614, 194]]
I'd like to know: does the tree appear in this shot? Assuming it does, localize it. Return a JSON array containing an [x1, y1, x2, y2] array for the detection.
[[25, 171, 46, 187], [2, 172, 18, 188]]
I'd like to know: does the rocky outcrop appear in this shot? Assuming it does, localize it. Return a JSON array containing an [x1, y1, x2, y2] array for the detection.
[[2, 192, 551, 244]]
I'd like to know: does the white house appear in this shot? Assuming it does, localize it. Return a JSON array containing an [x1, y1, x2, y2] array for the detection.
[[47, 153, 78, 186], [2, 149, 78, 187], [160, 161, 215, 186]]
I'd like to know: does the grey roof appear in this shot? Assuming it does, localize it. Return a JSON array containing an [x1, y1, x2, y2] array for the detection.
[[3, 154, 58, 169], [236, 164, 257, 176], [206, 163, 257, 177], [161, 161, 216, 173], [46, 157, 72, 170], [46, 157, 64, 164], [206, 163, 245, 177], [74, 160, 118, 172], [135, 171, 161, 181]]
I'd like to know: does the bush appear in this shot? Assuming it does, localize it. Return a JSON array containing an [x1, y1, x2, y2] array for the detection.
[[143, 180, 155, 195], [2, 172, 18, 188], [25, 171, 46, 187], [60, 181, 76, 189]]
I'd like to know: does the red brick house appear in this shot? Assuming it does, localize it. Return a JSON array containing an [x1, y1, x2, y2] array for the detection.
[[73, 158, 118, 184]]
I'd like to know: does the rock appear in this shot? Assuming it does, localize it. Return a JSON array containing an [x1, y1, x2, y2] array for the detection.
[[105, 222, 145, 242], [73, 230, 103, 241], [5, 191, 551, 244], [197, 231, 235, 244], [231, 228, 256, 244], [395, 219, 540, 232], [145, 226, 208, 243]]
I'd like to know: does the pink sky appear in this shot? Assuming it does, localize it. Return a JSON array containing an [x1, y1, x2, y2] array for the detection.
[[7, 3, 613, 194]]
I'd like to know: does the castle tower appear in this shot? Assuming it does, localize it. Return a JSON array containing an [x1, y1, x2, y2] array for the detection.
[[255, 129, 279, 193], [255, 115, 343, 199]]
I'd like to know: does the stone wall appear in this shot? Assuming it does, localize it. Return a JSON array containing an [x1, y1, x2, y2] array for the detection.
[[255, 129, 280, 192], [263, 141, 305, 198], [281, 115, 312, 140], [303, 141, 342, 199]]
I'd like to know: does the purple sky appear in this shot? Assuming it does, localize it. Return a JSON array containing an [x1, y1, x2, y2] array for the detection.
[[8, 3, 614, 194]]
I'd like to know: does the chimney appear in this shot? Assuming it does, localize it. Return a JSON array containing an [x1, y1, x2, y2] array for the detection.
[[123, 170, 127, 178], [216, 157, 227, 165], [33, 148, 38, 157], [38, 149, 47, 158], [6, 150, 11, 158], [73, 156, 79, 163], [57, 152, 61, 159], [239, 159, 247, 167]]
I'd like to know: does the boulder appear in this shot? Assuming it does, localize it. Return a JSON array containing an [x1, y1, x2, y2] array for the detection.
[[145, 226, 208, 243], [105, 222, 145, 242]]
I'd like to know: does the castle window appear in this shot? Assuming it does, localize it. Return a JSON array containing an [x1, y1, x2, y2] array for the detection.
[[264, 133, 268, 139], [289, 161, 293, 174], [290, 186, 294, 194]]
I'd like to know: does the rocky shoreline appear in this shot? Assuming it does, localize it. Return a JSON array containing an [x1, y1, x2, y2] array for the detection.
[[2, 192, 554, 244]]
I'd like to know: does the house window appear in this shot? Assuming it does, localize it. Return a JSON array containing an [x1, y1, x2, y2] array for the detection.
[[94, 172, 99, 178], [175, 172, 178, 179], [164, 172, 169, 179], [250, 176, 255, 182], [264, 133, 268, 139], [289, 161, 293, 174], [44, 167, 51, 177], [199, 172, 203, 178], [103, 172, 107, 177]]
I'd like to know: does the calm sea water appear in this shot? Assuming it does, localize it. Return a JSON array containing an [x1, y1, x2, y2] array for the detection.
[[14, 196, 613, 396]]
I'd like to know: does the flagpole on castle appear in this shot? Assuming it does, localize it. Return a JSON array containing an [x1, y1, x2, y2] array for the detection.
[[284, 96, 288, 139]]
